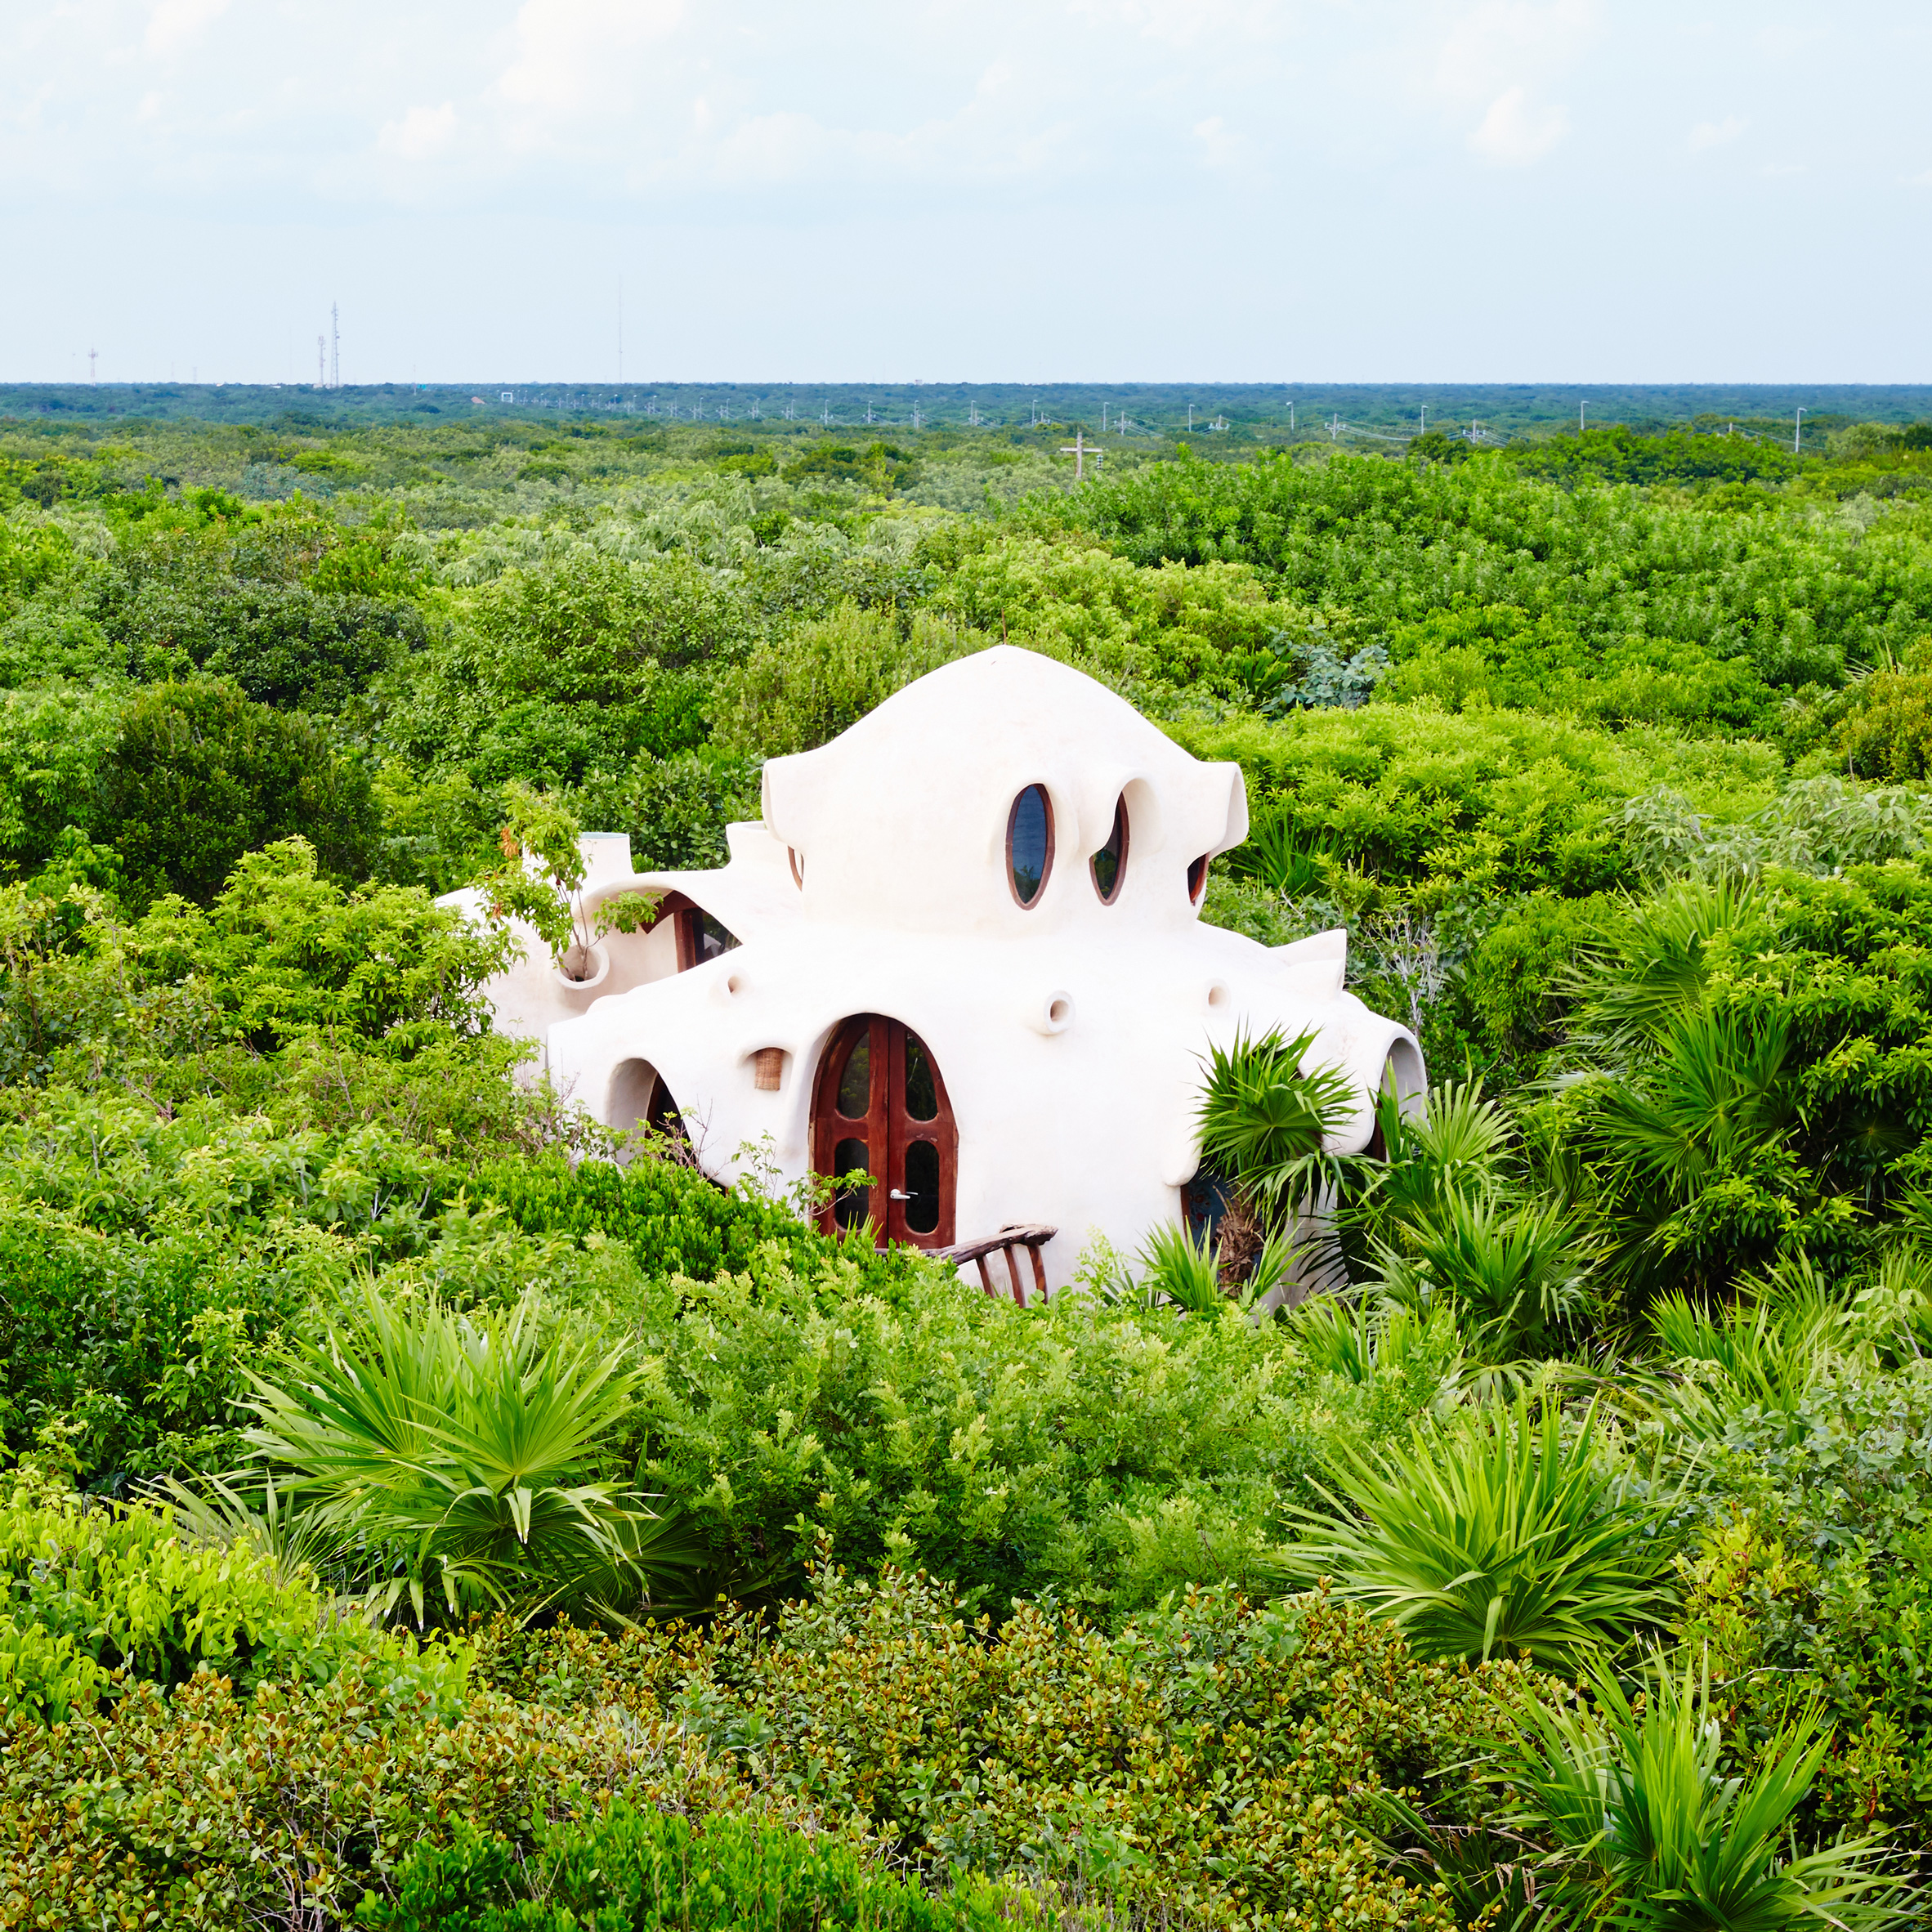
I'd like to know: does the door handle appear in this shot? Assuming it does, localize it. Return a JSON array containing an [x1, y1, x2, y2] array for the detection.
[[888, 1189, 910, 1200]]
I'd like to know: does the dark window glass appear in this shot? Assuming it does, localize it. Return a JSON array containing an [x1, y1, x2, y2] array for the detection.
[[1187, 853, 1209, 902], [696, 911, 740, 962], [832, 1138, 871, 1231], [1008, 784, 1053, 906], [902, 1139, 940, 1235], [1091, 794, 1129, 903], [837, 1034, 871, 1118], [904, 1031, 938, 1121]]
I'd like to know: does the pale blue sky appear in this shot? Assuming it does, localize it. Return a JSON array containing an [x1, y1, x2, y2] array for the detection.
[[2, 1, 1926, 383]]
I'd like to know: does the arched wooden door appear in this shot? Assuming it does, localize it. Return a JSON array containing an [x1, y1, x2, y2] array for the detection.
[[812, 1015, 958, 1248]]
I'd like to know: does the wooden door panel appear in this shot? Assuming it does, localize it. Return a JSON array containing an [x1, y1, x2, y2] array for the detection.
[[813, 1014, 956, 1249]]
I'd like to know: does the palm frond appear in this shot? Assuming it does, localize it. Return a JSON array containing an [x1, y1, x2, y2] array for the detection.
[[1281, 1396, 1675, 1673]]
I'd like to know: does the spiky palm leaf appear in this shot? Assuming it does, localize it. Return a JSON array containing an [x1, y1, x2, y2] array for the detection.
[[1497, 1657, 1910, 1931], [244, 1282, 699, 1625], [1378, 1192, 1596, 1359], [1195, 1026, 1356, 1229], [1281, 1396, 1675, 1672]]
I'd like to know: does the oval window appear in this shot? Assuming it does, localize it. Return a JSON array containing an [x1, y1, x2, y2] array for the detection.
[[1007, 785, 1053, 907], [1090, 794, 1129, 904], [1187, 853, 1209, 903]]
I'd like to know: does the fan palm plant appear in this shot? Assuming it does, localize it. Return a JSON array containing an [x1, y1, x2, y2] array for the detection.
[[244, 1282, 700, 1625], [1630, 1285, 1851, 1449], [1368, 1076, 1515, 1226], [1565, 876, 1764, 1056], [1500, 1658, 1908, 1930], [1377, 1192, 1597, 1360], [1281, 1395, 1675, 1672], [1194, 1027, 1356, 1232]]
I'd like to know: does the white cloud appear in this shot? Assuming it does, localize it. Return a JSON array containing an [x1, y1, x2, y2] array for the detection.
[[1070, 0, 1283, 50], [1688, 114, 1746, 152], [1468, 85, 1568, 164], [1193, 114, 1237, 168], [495, 0, 684, 120], [1434, 0, 1594, 104], [378, 101, 458, 162], [145, 0, 231, 59]]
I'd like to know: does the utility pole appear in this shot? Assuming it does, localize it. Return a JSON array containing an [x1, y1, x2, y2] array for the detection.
[[1059, 431, 1103, 481], [1580, 400, 1587, 434], [1187, 405, 1193, 430], [1794, 407, 1806, 454]]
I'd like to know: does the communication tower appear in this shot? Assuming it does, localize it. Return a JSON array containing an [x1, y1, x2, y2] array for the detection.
[[330, 303, 340, 388]]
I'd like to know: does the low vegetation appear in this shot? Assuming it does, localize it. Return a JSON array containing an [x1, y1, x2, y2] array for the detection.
[[2, 406, 1931, 1927]]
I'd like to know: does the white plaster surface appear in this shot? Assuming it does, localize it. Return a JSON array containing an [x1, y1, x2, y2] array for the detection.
[[442, 646, 1424, 1288]]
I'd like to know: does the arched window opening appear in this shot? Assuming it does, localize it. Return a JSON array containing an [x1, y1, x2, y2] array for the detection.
[[1007, 784, 1054, 907], [1187, 853, 1209, 904], [1090, 794, 1129, 904], [789, 847, 805, 889]]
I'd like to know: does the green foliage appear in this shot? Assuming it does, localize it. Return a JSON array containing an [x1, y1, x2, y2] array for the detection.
[[480, 1561, 1539, 1931], [0, 1470, 468, 1717], [1470, 1658, 1910, 1930], [1077, 448, 1932, 687], [360, 1799, 1036, 1932], [99, 679, 380, 906], [132, 837, 512, 1051], [615, 1253, 1329, 1619], [476, 781, 660, 972], [1174, 704, 1781, 902], [244, 1282, 692, 1624], [1375, 1192, 1595, 1360], [1283, 1397, 1676, 1670], [1193, 1026, 1355, 1228], [713, 601, 980, 758]]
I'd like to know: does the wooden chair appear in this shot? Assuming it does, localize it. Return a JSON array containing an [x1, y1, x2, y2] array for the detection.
[[933, 1223, 1057, 1308]]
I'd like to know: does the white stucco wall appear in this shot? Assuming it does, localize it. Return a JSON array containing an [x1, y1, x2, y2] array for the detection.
[[447, 646, 1424, 1289]]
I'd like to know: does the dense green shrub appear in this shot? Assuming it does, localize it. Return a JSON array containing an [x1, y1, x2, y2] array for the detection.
[[1174, 704, 1780, 901], [0, 1474, 467, 1717], [360, 1800, 1043, 1932], [0, 1659, 758, 1930], [98, 680, 380, 906], [480, 1562, 1536, 1930]]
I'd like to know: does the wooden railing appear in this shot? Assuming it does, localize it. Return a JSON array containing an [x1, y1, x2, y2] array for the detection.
[[933, 1223, 1057, 1308]]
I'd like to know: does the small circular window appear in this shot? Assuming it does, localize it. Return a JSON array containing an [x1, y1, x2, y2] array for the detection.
[[1090, 794, 1129, 904], [1007, 785, 1054, 907], [1187, 853, 1210, 903]]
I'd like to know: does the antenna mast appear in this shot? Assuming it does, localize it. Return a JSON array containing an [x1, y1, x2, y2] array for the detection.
[[330, 302, 339, 388]]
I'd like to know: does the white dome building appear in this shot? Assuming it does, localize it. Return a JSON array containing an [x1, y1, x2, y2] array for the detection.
[[445, 646, 1423, 1293]]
